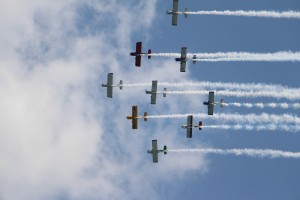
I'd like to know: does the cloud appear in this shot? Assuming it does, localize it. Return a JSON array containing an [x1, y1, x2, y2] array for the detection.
[[0, 0, 208, 199]]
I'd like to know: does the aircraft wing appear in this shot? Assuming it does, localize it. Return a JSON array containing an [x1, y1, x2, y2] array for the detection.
[[136, 42, 142, 54], [150, 80, 158, 104], [171, 0, 179, 26], [132, 106, 138, 129], [135, 56, 141, 67], [180, 61, 186, 72], [107, 73, 113, 98], [135, 42, 142, 66], [181, 47, 187, 59], [152, 140, 158, 163], [208, 91, 215, 115], [187, 115, 193, 138]]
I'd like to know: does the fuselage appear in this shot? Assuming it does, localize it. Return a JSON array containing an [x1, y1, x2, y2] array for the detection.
[[145, 90, 165, 94], [101, 84, 119, 87], [175, 58, 187, 62], [126, 116, 144, 120], [147, 149, 166, 154], [182, 125, 199, 128], [130, 52, 147, 56]]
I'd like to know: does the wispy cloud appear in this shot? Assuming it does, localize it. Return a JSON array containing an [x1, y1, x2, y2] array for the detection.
[[0, 0, 209, 199]]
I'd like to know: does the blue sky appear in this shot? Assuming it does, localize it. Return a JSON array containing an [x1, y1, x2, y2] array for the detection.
[[0, 0, 299, 199]]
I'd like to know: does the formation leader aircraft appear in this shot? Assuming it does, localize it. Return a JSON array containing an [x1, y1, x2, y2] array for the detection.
[[101, 73, 123, 98], [181, 115, 202, 138], [130, 42, 152, 67], [145, 80, 167, 104], [166, 0, 188, 26], [126, 106, 148, 129], [203, 91, 224, 115], [147, 140, 167, 163]]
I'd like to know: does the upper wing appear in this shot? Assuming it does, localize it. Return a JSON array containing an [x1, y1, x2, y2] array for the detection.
[[181, 47, 187, 59], [135, 42, 142, 67], [171, 0, 179, 26], [107, 73, 113, 98], [152, 140, 158, 163], [150, 80, 158, 104], [208, 92, 215, 115], [107, 73, 113, 85], [180, 61, 186, 72], [187, 115, 193, 138], [132, 106, 138, 129], [136, 42, 142, 54]]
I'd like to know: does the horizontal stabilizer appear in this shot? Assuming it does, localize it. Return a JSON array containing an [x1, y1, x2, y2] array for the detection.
[[119, 80, 123, 90], [163, 88, 167, 97], [192, 55, 197, 64], [220, 99, 224, 107], [184, 8, 188, 18], [199, 121, 202, 130], [148, 49, 152, 59], [164, 145, 168, 154]]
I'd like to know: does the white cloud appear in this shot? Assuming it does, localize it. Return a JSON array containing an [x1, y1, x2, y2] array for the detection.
[[0, 0, 208, 199]]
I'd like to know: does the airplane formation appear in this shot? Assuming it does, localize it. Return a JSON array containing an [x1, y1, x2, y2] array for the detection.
[[102, 0, 300, 163]]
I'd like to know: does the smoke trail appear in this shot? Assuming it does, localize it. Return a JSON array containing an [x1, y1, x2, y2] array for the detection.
[[121, 81, 300, 94], [147, 113, 300, 124], [177, 10, 300, 19], [120, 83, 152, 87], [192, 51, 300, 62], [150, 51, 300, 61], [200, 124, 300, 132], [148, 53, 180, 58], [223, 102, 300, 109], [168, 148, 300, 159], [163, 90, 300, 100]]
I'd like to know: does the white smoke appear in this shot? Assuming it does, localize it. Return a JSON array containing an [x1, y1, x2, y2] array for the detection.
[[147, 113, 300, 125], [223, 102, 300, 109], [178, 10, 300, 19], [168, 148, 300, 159]]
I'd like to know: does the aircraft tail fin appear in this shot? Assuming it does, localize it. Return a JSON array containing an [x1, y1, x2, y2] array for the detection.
[[163, 88, 167, 97], [119, 80, 123, 90], [144, 112, 148, 121], [184, 8, 188, 18], [148, 49, 152, 59], [164, 145, 167, 154]]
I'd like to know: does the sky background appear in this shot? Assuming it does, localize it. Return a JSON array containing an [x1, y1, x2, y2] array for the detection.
[[0, 0, 300, 199]]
